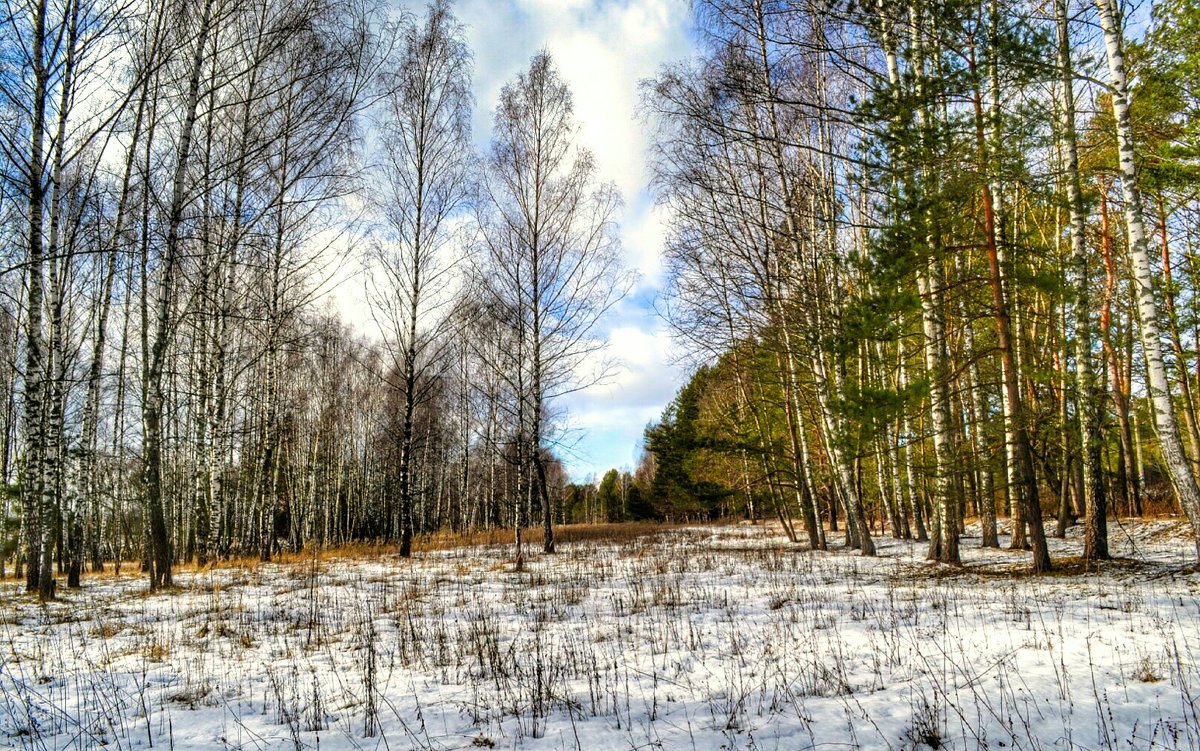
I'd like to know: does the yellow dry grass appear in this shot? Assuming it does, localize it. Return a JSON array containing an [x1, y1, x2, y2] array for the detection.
[[157, 521, 687, 573]]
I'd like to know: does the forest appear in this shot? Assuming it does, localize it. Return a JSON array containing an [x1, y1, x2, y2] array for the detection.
[[3, 1, 1200, 749], [1, 0, 1200, 594], [0, 0, 635, 598], [635, 0, 1200, 573]]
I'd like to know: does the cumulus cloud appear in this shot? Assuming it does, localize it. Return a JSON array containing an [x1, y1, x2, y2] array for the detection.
[[363, 0, 695, 480], [558, 325, 689, 477]]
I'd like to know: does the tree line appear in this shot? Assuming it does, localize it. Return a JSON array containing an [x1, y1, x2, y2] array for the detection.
[[7, 0, 1200, 596], [641, 0, 1200, 570], [0, 0, 627, 597]]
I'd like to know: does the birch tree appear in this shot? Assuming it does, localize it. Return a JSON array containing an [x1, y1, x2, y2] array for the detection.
[[368, 0, 472, 558], [480, 52, 625, 562], [0, 0, 132, 597], [1057, 0, 1106, 560], [1095, 0, 1200, 559]]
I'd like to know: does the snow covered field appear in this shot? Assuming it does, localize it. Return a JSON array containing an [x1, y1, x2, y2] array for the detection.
[[1, 521, 1198, 750]]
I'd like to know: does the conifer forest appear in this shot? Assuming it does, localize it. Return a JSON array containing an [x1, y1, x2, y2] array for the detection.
[[2, 0, 1200, 749]]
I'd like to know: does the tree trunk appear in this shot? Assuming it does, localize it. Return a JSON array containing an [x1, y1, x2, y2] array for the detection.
[[908, 0, 958, 564], [1058, 0, 1107, 559], [20, 0, 52, 598], [143, 0, 216, 589], [1156, 198, 1200, 467], [1096, 0, 1200, 559]]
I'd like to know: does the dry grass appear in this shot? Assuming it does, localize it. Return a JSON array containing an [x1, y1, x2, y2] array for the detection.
[[0, 523, 687, 582], [172, 541, 392, 573], [970, 554, 1147, 579], [156, 522, 685, 575], [417, 521, 683, 552], [2, 517, 1196, 751], [5, 517, 1187, 588]]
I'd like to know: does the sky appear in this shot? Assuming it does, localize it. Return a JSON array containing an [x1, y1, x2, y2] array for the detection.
[[383, 0, 698, 482], [327, 1, 1159, 484]]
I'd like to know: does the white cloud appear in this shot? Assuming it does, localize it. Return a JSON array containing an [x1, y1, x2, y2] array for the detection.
[[557, 323, 689, 477], [351, 0, 695, 480], [621, 199, 669, 287], [456, 0, 693, 479], [460, 0, 690, 195]]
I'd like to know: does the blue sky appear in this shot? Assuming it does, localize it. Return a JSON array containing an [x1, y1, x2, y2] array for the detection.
[[332, 0, 1155, 483], [383, 0, 697, 482]]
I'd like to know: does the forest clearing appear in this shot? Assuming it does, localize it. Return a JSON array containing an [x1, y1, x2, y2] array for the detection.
[[2, 519, 1198, 751], [7, 0, 1200, 747]]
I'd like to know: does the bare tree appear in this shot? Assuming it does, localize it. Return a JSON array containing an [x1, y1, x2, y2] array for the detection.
[[0, 0, 133, 597], [479, 52, 626, 563], [367, 0, 473, 557]]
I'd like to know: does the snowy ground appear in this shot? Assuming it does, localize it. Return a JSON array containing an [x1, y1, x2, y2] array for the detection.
[[1, 520, 1198, 751]]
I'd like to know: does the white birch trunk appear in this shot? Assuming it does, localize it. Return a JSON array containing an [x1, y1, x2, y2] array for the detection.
[[1059, 0, 1107, 559], [909, 0, 958, 563], [1096, 0, 1200, 559]]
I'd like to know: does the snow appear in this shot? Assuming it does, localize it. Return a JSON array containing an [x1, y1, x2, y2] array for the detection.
[[2, 520, 1198, 750]]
